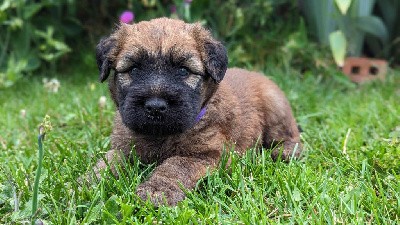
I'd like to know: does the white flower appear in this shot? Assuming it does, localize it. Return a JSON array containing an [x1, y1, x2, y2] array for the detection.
[[20, 109, 26, 118], [43, 78, 60, 93], [99, 96, 107, 108]]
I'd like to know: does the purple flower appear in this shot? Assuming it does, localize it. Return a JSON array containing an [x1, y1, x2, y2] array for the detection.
[[170, 5, 177, 14], [184, 0, 193, 3], [120, 11, 134, 24]]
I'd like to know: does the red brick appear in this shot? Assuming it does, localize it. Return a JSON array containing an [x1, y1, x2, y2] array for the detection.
[[342, 57, 387, 83]]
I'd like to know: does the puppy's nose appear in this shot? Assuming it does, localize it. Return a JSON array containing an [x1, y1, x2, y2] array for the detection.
[[144, 97, 168, 115]]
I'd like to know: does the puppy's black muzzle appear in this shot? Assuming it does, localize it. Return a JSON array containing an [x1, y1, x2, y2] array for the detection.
[[144, 97, 168, 116]]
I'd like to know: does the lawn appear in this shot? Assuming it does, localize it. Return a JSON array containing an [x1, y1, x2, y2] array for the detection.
[[0, 60, 399, 224]]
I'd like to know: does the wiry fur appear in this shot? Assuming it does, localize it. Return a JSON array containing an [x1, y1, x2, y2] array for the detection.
[[92, 18, 302, 206]]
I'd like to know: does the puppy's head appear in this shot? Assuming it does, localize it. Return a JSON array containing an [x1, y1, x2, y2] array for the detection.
[[96, 18, 228, 136]]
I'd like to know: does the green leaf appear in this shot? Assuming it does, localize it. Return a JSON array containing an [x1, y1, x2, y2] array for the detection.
[[350, 0, 375, 17], [301, 0, 337, 45], [0, 0, 11, 11], [120, 202, 134, 220], [335, 0, 352, 14], [329, 30, 347, 67], [103, 195, 119, 217], [377, 0, 399, 33], [84, 203, 102, 224], [52, 40, 71, 52], [22, 3, 43, 19], [25, 54, 40, 72], [293, 188, 302, 202], [355, 16, 388, 43]]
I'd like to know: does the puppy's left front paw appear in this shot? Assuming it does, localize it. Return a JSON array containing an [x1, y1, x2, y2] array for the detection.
[[136, 179, 185, 206]]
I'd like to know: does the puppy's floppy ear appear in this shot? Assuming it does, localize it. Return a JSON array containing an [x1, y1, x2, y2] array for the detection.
[[192, 24, 228, 84], [96, 36, 116, 82], [204, 40, 228, 83]]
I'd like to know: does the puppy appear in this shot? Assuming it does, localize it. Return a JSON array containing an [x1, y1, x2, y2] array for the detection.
[[93, 18, 302, 206]]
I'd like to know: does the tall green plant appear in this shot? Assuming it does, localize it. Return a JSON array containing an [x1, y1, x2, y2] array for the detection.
[[300, 0, 337, 45], [369, 0, 400, 64], [337, 0, 387, 57], [31, 115, 52, 224], [302, 0, 388, 66]]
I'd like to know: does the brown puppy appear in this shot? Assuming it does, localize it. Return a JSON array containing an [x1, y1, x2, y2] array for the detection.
[[93, 18, 301, 206]]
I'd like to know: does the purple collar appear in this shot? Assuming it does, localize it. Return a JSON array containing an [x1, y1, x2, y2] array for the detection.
[[195, 106, 207, 123]]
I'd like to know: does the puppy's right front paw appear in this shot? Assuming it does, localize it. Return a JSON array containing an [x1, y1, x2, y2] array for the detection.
[[136, 180, 185, 206]]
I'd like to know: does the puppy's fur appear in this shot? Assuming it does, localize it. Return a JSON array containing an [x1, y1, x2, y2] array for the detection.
[[93, 18, 302, 205]]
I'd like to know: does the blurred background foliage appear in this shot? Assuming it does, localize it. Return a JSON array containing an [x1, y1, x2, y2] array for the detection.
[[0, 0, 399, 88]]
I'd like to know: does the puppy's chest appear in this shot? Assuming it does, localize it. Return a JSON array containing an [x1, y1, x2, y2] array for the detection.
[[133, 136, 192, 164]]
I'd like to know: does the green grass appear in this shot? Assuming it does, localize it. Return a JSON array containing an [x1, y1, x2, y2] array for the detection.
[[0, 62, 399, 224]]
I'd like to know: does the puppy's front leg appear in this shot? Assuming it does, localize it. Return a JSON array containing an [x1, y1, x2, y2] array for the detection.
[[136, 153, 218, 206]]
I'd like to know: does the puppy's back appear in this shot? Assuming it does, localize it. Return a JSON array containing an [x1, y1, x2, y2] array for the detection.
[[223, 68, 290, 116], [220, 68, 299, 152]]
